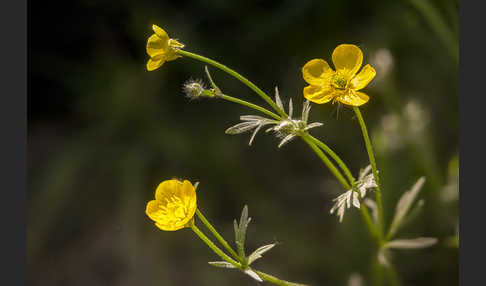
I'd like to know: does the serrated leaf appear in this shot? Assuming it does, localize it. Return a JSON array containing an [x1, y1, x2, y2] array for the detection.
[[244, 269, 263, 282], [225, 121, 260, 135], [384, 237, 438, 249], [247, 243, 276, 265], [275, 86, 284, 110], [388, 177, 426, 239], [208, 261, 237, 268]]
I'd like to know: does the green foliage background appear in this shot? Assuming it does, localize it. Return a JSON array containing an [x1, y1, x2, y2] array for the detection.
[[28, 0, 458, 285]]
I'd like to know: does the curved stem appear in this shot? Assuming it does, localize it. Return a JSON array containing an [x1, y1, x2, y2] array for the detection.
[[302, 133, 381, 244], [220, 94, 282, 121], [196, 208, 240, 261], [353, 107, 385, 239], [254, 270, 308, 286], [301, 134, 351, 190], [177, 50, 288, 118], [190, 223, 241, 268], [307, 134, 355, 185]]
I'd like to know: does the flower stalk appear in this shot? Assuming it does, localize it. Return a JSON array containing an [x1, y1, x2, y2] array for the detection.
[[176, 49, 288, 118], [353, 106, 385, 239]]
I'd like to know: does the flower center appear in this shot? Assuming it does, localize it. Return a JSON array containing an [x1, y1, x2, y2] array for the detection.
[[332, 74, 348, 90]]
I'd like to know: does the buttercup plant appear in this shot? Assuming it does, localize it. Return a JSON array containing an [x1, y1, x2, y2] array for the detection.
[[144, 25, 438, 285], [146, 179, 306, 286]]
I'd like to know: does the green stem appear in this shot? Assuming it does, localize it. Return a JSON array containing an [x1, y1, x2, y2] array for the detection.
[[254, 270, 308, 286], [177, 50, 288, 118], [307, 134, 355, 185], [220, 94, 282, 121], [191, 219, 306, 286], [190, 223, 241, 268], [357, 188, 382, 244], [384, 261, 401, 286], [301, 134, 351, 190], [195, 208, 240, 261], [301, 133, 382, 243], [353, 107, 385, 239]]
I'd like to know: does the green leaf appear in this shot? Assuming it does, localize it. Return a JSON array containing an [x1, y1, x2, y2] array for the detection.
[[235, 205, 251, 258]]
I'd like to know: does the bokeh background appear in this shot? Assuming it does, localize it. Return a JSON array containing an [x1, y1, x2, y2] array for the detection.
[[28, 0, 458, 285]]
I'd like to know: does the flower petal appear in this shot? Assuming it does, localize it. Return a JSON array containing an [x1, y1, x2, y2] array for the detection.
[[155, 221, 185, 231], [332, 44, 363, 77], [302, 59, 334, 85], [303, 85, 335, 104], [146, 34, 168, 58], [350, 64, 376, 90], [336, 90, 369, 106], [145, 200, 161, 221], [152, 24, 170, 40], [147, 55, 166, 71], [155, 179, 181, 201]]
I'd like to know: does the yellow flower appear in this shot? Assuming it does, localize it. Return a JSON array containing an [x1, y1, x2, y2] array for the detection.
[[145, 179, 197, 231], [146, 25, 184, 71], [302, 44, 376, 106]]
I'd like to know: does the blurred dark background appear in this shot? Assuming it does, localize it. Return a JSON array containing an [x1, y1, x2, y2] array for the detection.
[[28, 0, 458, 285]]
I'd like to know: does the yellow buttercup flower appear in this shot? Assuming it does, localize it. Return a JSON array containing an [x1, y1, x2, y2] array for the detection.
[[146, 25, 184, 71], [302, 44, 376, 106], [145, 179, 197, 231]]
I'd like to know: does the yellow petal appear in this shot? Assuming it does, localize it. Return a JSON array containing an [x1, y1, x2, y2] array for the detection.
[[302, 59, 334, 85], [336, 90, 369, 106], [332, 44, 363, 77], [152, 24, 169, 40], [146, 34, 168, 58], [349, 64, 376, 90], [146, 56, 165, 71], [155, 221, 185, 231], [155, 179, 180, 201], [303, 85, 335, 104], [165, 52, 182, 62], [146, 200, 163, 222]]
